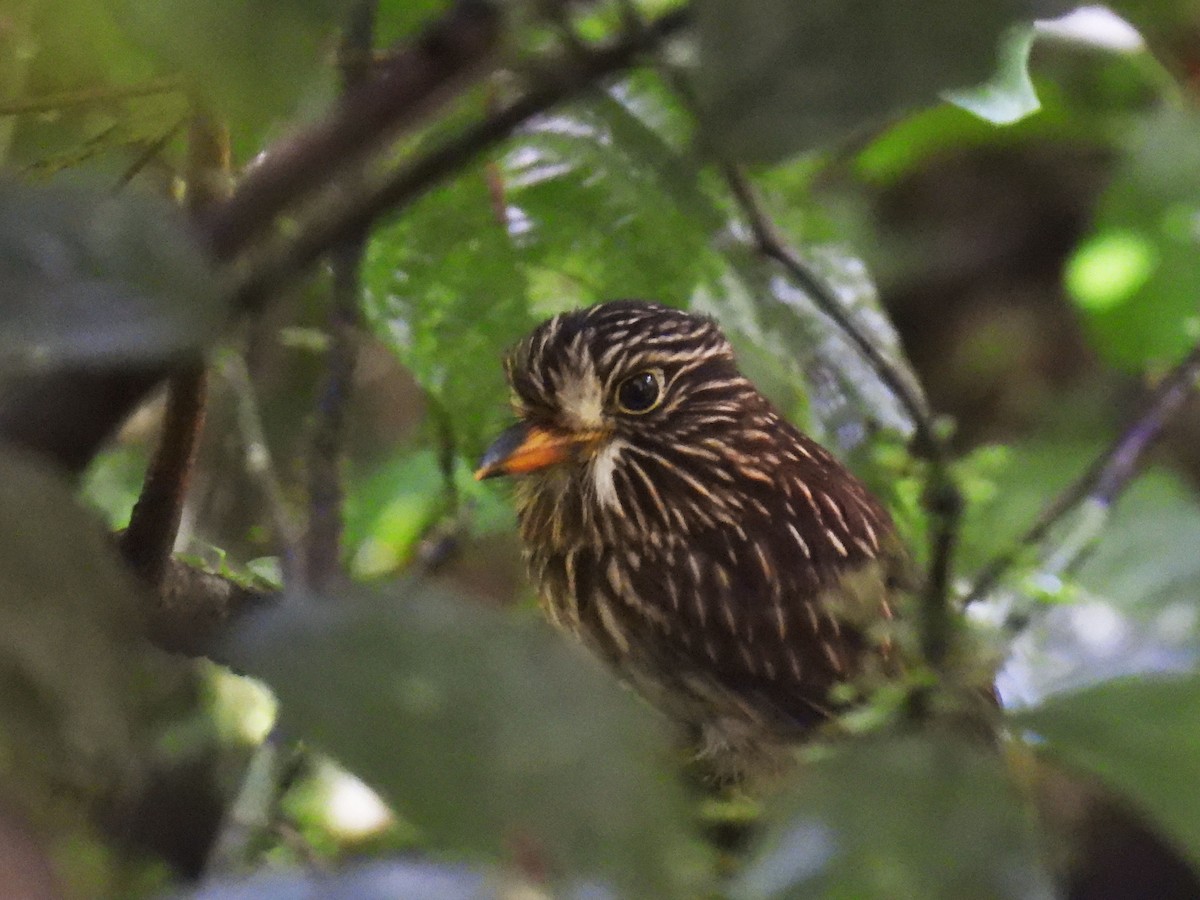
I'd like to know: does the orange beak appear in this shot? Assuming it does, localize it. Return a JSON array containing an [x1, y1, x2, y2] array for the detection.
[[474, 421, 603, 480]]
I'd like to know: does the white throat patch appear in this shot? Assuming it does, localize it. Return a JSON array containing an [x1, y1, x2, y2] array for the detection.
[[591, 439, 625, 512]]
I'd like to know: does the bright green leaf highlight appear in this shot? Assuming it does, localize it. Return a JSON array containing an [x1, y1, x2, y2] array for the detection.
[[944, 25, 1041, 126], [1065, 230, 1157, 311]]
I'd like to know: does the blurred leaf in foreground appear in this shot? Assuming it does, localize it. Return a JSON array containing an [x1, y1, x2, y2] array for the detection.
[[1015, 674, 1200, 870], [732, 734, 1055, 900], [223, 583, 706, 897], [0, 447, 174, 832], [0, 181, 223, 378], [694, 0, 1073, 163]]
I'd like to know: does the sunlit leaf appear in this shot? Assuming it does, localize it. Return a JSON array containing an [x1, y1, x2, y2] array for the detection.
[[363, 173, 535, 460], [0, 181, 224, 376], [944, 25, 1041, 125], [1015, 674, 1200, 869], [224, 584, 706, 896], [733, 735, 1055, 899]]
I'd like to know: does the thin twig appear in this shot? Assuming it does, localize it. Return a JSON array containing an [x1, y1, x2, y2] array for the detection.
[[964, 342, 1200, 608], [304, 1, 377, 593], [219, 353, 303, 585], [0, 77, 182, 116], [721, 166, 962, 670], [230, 3, 692, 313]]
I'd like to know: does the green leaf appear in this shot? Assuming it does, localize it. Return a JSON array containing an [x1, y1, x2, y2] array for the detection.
[[1067, 107, 1200, 369], [363, 173, 536, 460], [0, 181, 224, 376], [224, 584, 706, 896], [944, 25, 1041, 125], [733, 735, 1054, 900], [694, 0, 1070, 163], [507, 86, 725, 307], [110, 0, 349, 129], [1014, 674, 1200, 869]]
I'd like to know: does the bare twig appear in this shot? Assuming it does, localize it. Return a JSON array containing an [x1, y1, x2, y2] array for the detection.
[[721, 166, 962, 670], [0, 77, 182, 116], [304, 2, 377, 593], [231, 3, 693, 313], [219, 353, 302, 585], [201, 0, 503, 261], [964, 342, 1200, 608], [119, 113, 228, 588]]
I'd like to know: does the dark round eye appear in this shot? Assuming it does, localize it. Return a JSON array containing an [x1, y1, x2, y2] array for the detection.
[[616, 370, 663, 414]]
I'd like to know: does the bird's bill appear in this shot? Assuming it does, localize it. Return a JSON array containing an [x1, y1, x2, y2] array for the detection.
[[475, 421, 603, 479]]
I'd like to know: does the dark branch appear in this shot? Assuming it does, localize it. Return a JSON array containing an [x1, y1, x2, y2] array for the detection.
[[147, 557, 275, 658], [964, 342, 1200, 607], [304, 2, 377, 593], [231, 3, 693, 312], [120, 113, 228, 587], [201, 0, 503, 261]]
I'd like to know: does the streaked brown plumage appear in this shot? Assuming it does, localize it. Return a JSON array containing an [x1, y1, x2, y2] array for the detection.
[[477, 300, 911, 777]]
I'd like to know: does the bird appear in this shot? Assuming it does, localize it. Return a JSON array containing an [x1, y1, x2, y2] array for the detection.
[[475, 300, 912, 780]]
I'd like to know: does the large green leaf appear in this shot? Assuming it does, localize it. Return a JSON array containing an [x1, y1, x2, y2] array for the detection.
[[0, 181, 224, 376], [363, 173, 536, 460], [694, 0, 1072, 163], [733, 735, 1054, 899], [223, 584, 706, 896], [1014, 674, 1200, 869]]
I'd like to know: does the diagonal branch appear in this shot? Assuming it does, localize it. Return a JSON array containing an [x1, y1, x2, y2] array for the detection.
[[721, 166, 962, 670], [231, 3, 692, 312], [964, 342, 1200, 608]]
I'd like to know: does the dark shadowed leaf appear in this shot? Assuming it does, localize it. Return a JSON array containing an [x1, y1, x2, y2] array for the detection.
[[694, 0, 1072, 162], [0, 181, 223, 376], [1014, 674, 1200, 869], [733, 735, 1055, 900], [223, 583, 706, 897], [0, 447, 167, 813]]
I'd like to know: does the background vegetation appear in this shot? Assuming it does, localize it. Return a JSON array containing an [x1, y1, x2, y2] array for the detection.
[[2, 0, 1200, 897]]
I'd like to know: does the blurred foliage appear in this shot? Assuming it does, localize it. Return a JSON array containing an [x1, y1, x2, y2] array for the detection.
[[2, 0, 1200, 898]]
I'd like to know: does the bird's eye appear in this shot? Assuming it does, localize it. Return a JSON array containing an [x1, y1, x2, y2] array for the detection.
[[615, 370, 664, 414]]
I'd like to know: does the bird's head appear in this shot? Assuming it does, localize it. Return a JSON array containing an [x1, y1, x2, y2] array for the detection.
[[476, 299, 748, 474], [475, 300, 779, 548]]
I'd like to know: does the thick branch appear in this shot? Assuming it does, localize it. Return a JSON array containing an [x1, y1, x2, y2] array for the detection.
[[201, 0, 502, 261], [232, 4, 692, 312]]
